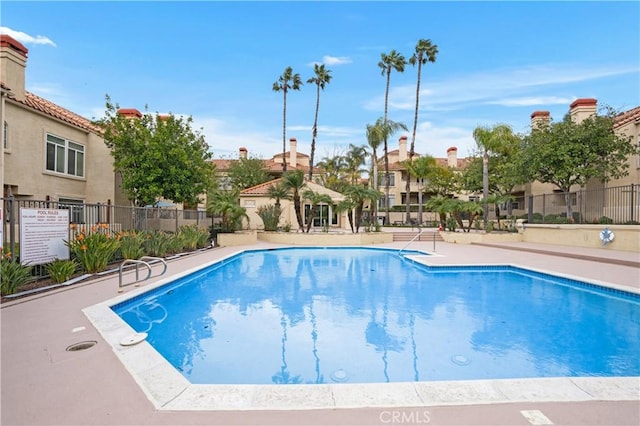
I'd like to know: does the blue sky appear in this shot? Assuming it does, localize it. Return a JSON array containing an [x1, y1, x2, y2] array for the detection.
[[2, 1, 639, 161]]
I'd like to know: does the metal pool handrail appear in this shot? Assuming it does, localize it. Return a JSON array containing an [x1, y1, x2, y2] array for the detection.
[[118, 256, 167, 291], [398, 229, 426, 256]]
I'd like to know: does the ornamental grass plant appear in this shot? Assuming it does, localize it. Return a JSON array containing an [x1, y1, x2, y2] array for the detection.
[[66, 224, 120, 274], [0, 249, 32, 295], [45, 259, 77, 284], [118, 231, 146, 260]]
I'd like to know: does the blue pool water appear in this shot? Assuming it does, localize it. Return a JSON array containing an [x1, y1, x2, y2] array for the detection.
[[113, 247, 640, 385]]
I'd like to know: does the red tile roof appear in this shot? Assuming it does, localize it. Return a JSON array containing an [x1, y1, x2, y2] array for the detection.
[[15, 91, 102, 134], [240, 178, 282, 195], [614, 106, 640, 129]]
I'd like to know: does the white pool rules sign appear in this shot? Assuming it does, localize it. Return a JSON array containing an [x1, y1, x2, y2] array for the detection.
[[20, 208, 70, 265]]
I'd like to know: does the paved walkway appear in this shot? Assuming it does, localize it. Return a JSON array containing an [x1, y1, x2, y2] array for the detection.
[[1, 240, 638, 425]]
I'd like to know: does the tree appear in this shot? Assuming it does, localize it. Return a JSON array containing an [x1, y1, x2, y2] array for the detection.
[[344, 185, 380, 233], [366, 118, 385, 222], [344, 144, 368, 185], [373, 118, 408, 223], [522, 109, 635, 219], [100, 96, 214, 207], [473, 124, 519, 227], [301, 189, 332, 233], [405, 155, 437, 225], [405, 39, 438, 220], [273, 67, 303, 172], [378, 50, 407, 224], [307, 64, 332, 181], [282, 169, 307, 230], [207, 190, 248, 232], [427, 163, 461, 196], [267, 181, 290, 209], [317, 151, 347, 192], [227, 157, 271, 191]]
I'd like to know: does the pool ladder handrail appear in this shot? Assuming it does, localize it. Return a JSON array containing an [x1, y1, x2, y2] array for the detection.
[[118, 256, 168, 291], [398, 228, 426, 256]]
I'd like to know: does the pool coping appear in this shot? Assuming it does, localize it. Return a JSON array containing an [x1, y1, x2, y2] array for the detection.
[[82, 247, 640, 411]]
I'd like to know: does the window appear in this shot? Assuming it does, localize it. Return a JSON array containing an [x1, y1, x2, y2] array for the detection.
[[304, 203, 337, 227], [218, 176, 232, 190], [378, 173, 395, 187], [58, 198, 84, 223], [378, 195, 395, 209], [46, 134, 85, 177]]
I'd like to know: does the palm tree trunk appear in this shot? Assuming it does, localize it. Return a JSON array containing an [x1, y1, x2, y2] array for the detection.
[[383, 71, 391, 225], [372, 151, 378, 223], [482, 149, 489, 228], [406, 59, 423, 224], [282, 89, 288, 172], [309, 84, 320, 181]]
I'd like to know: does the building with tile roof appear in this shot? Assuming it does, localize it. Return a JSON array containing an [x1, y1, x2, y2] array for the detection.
[[1, 34, 116, 211], [239, 178, 347, 231]]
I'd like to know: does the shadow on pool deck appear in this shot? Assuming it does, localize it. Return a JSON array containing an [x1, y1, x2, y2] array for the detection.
[[1, 241, 638, 425]]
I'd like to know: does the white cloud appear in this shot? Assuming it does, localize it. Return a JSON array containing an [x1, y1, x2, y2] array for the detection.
[[486, 96, 576, 107], [366, 63, 639, 113], [0, 26, 56, 47], [414, 121, 477, 159], [322, 55, 352, 65]]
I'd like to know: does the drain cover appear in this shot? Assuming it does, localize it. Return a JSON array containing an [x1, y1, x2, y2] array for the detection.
[[120, 332, 148, 346], [66, 340, 97, 352]]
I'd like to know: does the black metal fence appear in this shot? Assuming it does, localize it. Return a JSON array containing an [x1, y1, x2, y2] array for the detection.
[[526, 184, 639, 224], [1, 197, 210, 256]]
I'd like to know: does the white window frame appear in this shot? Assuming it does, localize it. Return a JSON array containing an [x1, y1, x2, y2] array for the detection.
[[45, 133, 85, 177]]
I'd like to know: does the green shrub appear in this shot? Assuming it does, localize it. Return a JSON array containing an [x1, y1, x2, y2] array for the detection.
[[1, 254, 32, 295], [257, 204, 282, 231], [118, 231, 146, 260], [143, 231, 172, 257], [45, 259, 77, 284], [598, 216, 613, 224], [179, 225, 209, 250], [66, 227, 120, 273]]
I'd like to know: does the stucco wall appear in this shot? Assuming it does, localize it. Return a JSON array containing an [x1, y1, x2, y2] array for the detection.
[[4, 101, 115, 203], [522, 224, 639, 252], [440, 224, 639, 252], [216, 230, 258, 247], [257, 231, 393, 246]]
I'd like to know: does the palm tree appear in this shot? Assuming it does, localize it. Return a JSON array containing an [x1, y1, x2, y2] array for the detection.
[[273, 67, 303, 172], [317, 152, 347, 192], [207, 190, 248, 232], [282, 169, 306, 231], [405, 39, 438, 220], [344, 185, 380, 233], [472, 124, 517, 228], [376, 119, 408, 224], [301, 189, 333, 233], [378, 50, 407, 224], [344, 144, 368, 185], [405, 155, 436, 225], [267, 180, 290, 209], [307, 64, 332, 181], [366, 119, 384, 222]]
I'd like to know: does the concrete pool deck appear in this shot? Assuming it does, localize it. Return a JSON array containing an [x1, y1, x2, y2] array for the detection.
[[1, 240, 639, 425]]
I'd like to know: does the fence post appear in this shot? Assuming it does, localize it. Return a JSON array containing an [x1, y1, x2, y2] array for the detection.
[[631, 183, 636, 224], [527, 195, 533, 223], [8, 195, 16, 259], [175, 208, 179, 234]]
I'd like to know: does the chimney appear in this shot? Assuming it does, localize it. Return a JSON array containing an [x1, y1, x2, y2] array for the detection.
[[289, 137, 297, 168], [239, 147, 248, 159], [446, 146, 458, 168], [117, 108, 143, 119], [569, 98, 597, 123], [530, 110, 550, 129], [0, 35, 28, 102], [398, 136, 407, 162]]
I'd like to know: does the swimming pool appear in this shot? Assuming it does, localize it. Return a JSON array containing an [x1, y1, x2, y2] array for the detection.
[[111, 247, 640, 386]]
